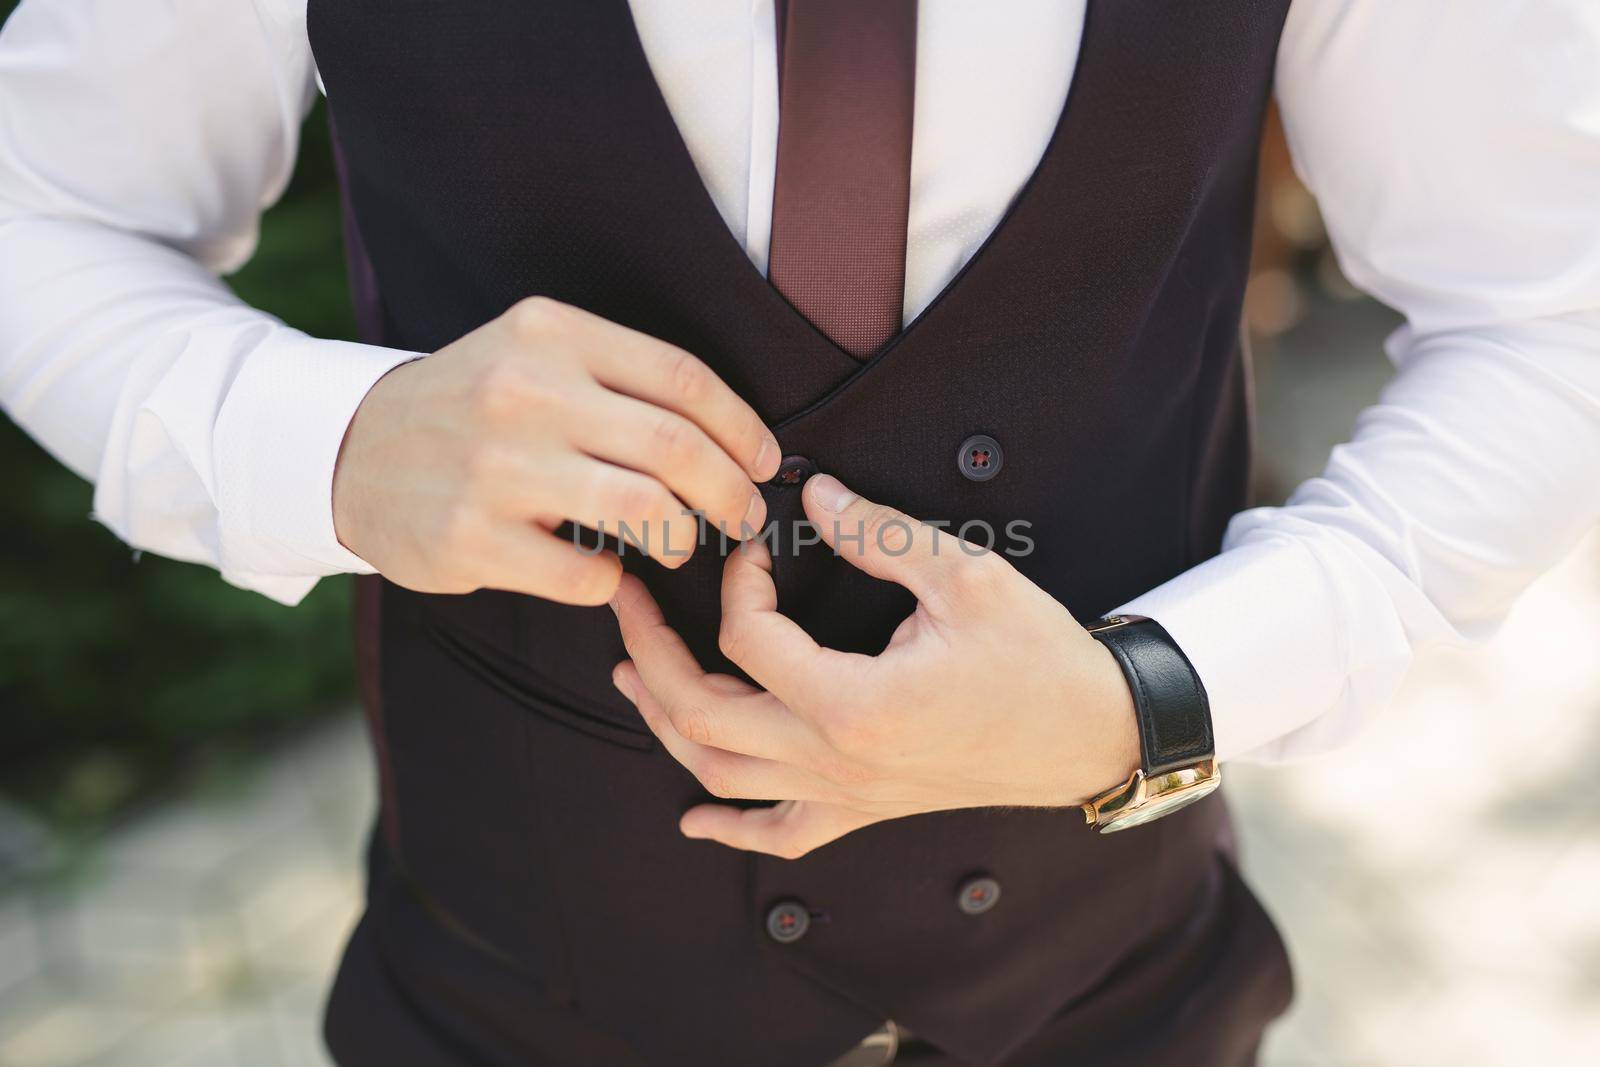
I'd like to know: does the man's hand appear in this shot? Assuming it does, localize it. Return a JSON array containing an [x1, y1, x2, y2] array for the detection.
[[610, 473, 1142, 858], [333, 298, 781, 605]]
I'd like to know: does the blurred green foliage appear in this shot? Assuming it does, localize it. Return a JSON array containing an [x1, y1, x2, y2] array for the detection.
[[0, 4, 360, 825]]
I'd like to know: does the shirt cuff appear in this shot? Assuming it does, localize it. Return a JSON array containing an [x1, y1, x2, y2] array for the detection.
[[213, 330, 419, 601], [1113, 531, 1414, 764]]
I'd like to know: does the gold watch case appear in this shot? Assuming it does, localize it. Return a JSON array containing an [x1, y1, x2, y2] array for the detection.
[[1080, 760, 1221, 833]]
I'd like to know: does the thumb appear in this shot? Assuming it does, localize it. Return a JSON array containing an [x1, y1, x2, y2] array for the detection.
[[802, 474, 969, 607]]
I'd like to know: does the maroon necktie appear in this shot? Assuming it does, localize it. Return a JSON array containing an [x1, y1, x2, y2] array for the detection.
[[768, 0, 918, 360]]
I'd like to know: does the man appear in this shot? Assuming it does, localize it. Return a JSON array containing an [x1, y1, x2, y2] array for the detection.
[[1, 0, 1597, 1064]]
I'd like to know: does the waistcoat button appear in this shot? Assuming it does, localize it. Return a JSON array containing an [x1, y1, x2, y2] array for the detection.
[[772, 454, 817, 487], [957, 435, 1003, 482], [765, 900, 811, 943], [957, 876, 1001, 915]]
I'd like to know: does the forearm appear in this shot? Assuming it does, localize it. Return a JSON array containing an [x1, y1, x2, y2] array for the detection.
[[0, 214, 414, 602], [1122, 313, 1600, 762]]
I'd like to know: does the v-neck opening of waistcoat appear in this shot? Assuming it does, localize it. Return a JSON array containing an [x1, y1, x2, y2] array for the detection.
[[613, 0, 1101, 426]]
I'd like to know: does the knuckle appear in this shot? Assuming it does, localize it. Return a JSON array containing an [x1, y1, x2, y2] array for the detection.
[[662, 347, 711, 403], [695, 761, 736, 800], [618, 476, 674, 525], [505, 295, 563, 340], [862, 506, 914, 555], [717, 617, 748, 663], [564, 551, 619, 601], [650, 413, 702, 467], [671, 700, 717, 747]]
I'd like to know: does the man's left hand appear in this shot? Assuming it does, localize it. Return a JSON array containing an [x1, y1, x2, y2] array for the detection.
[[610, 474, 1141, 858]]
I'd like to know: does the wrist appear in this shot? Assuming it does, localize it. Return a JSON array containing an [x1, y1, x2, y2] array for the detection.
[[331, 357, 418, 561], [1079, 615, 1221, 832], [1083, 638, 1142, 799], [214, 333, 415, 579], [1024, 628, 1141, 810]]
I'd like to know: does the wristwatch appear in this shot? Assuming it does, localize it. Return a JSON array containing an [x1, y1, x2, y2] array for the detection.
[[1080, 615, 1220, 833]]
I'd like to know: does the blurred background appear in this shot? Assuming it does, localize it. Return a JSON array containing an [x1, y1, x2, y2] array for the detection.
[[1, 8, 1598, 1063]]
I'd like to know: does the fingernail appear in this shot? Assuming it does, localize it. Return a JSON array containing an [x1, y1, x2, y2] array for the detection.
[[808, 474, 856, 513], [611, 664, 634, 699], [755, 437, 778, 479], [742, 487, 765, 534]]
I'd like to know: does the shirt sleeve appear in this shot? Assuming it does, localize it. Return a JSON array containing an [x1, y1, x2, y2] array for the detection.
[[0, 0, 417, 606], [1117, 0, 1600, 762]]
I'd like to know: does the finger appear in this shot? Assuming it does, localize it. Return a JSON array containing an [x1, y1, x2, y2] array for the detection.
[[610, 571, 709, 681], [615, 665, 835, 802], [613, 659, 817, 762], [568, 390, 766, 538], [547, 303, 780, 482], [522, 457, 701, 567], [718, 540, 866, 709], [474, 523, 623, 606], [802, 474, 983, 612], [678, 800, 882, 859], [612, 575, 824, 759]]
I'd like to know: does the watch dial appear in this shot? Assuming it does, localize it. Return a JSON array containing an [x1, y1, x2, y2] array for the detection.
[[1099, 780, 1219, 832]]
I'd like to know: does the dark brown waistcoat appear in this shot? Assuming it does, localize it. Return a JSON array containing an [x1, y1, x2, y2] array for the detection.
[[311, 2, 1296, 1064]]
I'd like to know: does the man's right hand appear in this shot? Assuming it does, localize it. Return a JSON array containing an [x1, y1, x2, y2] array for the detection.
[[332, 297, 781, 606]]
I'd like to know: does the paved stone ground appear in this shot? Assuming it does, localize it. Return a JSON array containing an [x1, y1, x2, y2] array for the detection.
[[1234, 532, 1600, 1065], [2, 291, 1598, 1065], [0, 721, 370, 1067]]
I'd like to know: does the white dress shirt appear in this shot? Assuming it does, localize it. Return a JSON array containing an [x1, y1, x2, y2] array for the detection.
[[1, 0, 1597, 764]]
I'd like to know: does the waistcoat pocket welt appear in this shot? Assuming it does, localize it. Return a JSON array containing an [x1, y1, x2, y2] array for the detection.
[[423, 620, 656, 751]]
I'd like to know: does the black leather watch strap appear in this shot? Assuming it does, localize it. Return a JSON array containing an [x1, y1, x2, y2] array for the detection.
[[1088, 616, 1214, 775]]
